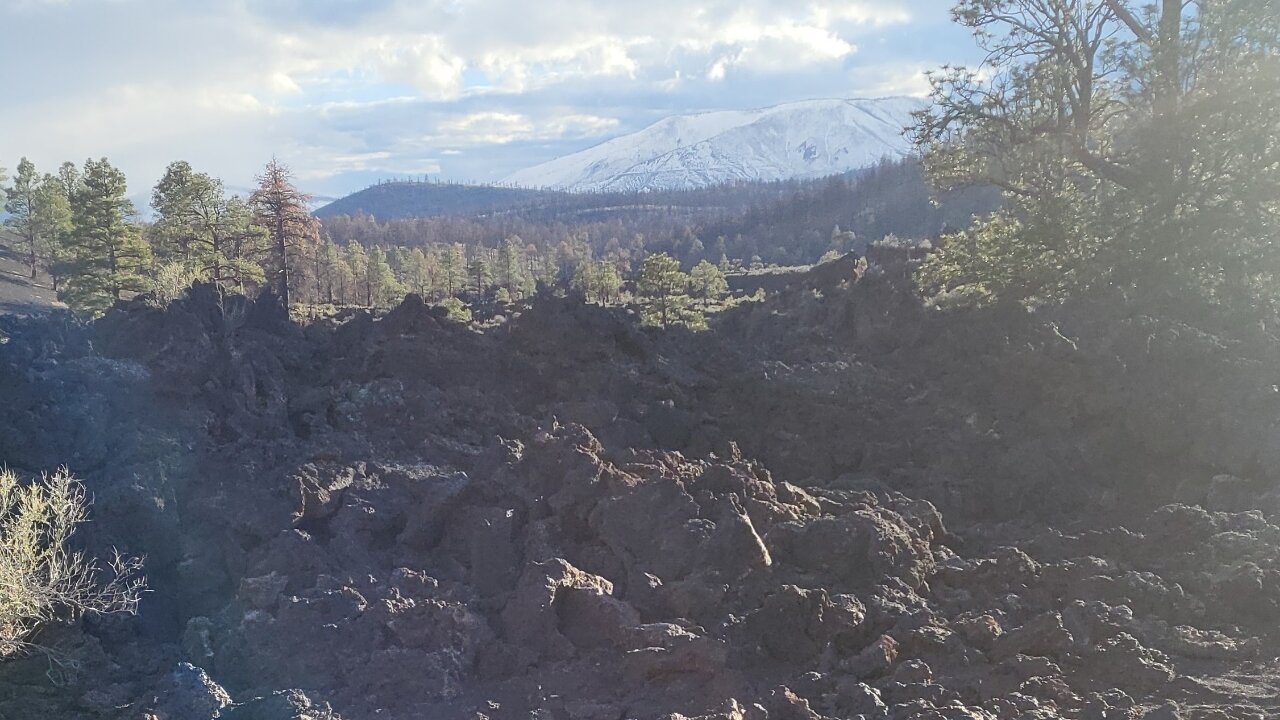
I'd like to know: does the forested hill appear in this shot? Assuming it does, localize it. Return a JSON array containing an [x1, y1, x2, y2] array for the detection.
[[313, 181, 555, 220], [319, 159, 1001, 268], [314, 174, 825, 223]]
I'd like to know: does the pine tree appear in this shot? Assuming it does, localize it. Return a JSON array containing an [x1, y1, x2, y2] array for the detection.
[[403, 247, 436, 298], [4, 159, 42, 279], [250, 159, 318, 308], [345, 242, 369, 306], [690, 259, 728, 305], [535, 249, 559, 290], [150, 161, 200, 265], [638, 253, 702, 329], [467, 250, 492, 298], [331, 241, 356, 305], [366, 246, 402, 308], [386, 246, 411, 290], [2, 162, 72, 285], [498, 236, 532, 299], [439, 243, 466, 297], [311, 237, 345, 304], [571, 262, 594, 302], [152, 161, 267, 291], [31, 177, 72, 291], [55, 162, 79, 201], [60, 158, 152, 315], [572, 259, 622, 304], [221, 196, 270, 291]]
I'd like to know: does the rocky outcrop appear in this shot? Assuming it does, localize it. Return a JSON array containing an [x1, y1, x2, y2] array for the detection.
[[4, 270, 1280, 719]]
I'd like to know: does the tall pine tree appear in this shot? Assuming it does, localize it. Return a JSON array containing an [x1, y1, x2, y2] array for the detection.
[[152, 161, 268, 291], [4, 158, 43, 279], [60, 158, 152, 315], [32, 175, 73, 291], [250, 159, 318, 308]]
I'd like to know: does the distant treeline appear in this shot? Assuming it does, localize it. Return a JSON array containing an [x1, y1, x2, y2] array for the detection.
[[1, 153, 995, 317], [320, 158, 999, 269]]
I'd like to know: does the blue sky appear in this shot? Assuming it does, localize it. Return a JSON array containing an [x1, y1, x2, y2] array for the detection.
[[0, 0, 981, 201]]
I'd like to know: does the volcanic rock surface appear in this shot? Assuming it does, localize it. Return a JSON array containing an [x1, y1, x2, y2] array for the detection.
[[3, 260, 1280, 719]]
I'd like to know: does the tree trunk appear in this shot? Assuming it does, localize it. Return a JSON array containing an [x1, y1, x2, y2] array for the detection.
[[276, 215, 290, 308], [109, 243, 120, 300], [28, 231, 37, 280], [1154, 0, 1181, 120]]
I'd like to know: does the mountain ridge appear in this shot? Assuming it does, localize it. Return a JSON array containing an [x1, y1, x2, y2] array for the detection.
[[504, 96, 925, 192]]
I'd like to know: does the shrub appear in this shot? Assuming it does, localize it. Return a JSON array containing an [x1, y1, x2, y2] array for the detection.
[[0, 467, 145, 660], [149, 261, 205, 308], [439, 297, 472, 323]]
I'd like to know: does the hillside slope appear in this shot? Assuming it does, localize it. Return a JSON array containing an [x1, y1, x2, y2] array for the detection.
[[313, 182, 557, 221], [0, 230, 61, 315], [505, 97, 924, 192]]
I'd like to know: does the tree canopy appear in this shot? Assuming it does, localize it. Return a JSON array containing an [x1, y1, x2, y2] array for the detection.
[[638, 253, 705, 330], [914, 0, 1280, 318], [152, 160, 268, 291], [59, 158, 153, 315]]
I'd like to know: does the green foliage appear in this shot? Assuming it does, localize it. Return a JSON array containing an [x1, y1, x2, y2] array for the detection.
[[572, 259, 623, 304], [915, 0, 1280, 317], [439, 296, 472, 323], [467, 251, 492, 297], [31, 177, 73, 290], [345, 242, 370, 305], [151, 161, 268, 292], [319, 158, 997, 271], [59, 158, 153, 316], [397, 247, 437, 299], [917, 186, 1104, 305], [0, 467, 145, 660], [309, 237, 342, 304], [497, 237, 534, 299], [55, 163, 79, 202], [440, 244, 466, 297], [365, 246, 403, 308], [149, 261, 206, 307], [4, 159, 40, 279], [689, 260, 728, 304], [4, 160, 72, 283], [638, 253, 705, 330]]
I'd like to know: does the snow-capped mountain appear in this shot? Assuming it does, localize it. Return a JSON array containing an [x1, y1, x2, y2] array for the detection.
[[504, 97, 925, 193]]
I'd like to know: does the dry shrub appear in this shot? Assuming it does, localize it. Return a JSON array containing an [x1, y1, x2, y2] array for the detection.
[[0, 467, 145, 660]]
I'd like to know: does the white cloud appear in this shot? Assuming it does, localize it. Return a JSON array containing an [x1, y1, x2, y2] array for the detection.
[[0, 0, 970, 195], [369, 35, 468, 100], [434, 111, 618, 145], [438, 112, 533, 145], [849, 65, 934, 98], [300, 151, 442, 180]]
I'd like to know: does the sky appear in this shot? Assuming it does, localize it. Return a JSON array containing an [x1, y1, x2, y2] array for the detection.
[[0, 0, 981, 202]]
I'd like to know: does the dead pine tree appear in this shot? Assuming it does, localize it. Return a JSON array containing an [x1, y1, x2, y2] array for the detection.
[[250, 158, 318, 309]]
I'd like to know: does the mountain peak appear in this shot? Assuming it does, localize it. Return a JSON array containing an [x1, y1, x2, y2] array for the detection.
[[504, 96, 926, 192]]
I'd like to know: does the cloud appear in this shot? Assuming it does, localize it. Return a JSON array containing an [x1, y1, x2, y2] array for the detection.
[[438, 112, 534, 144], [367, 35, 468, 100], [300, 152, 442, 181], [0, 0, 976, 198]]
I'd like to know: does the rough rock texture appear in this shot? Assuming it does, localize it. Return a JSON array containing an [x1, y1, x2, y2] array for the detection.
[[3, 265, 1280, 719]]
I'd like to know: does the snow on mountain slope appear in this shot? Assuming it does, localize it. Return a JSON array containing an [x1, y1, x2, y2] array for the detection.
[[505, 97, 925, 192]]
